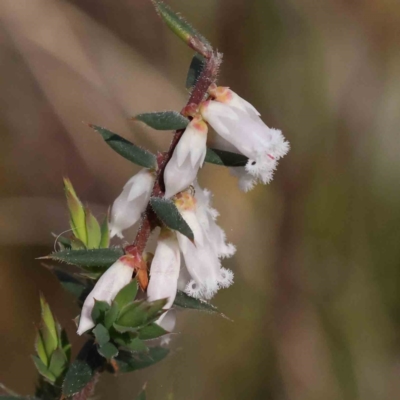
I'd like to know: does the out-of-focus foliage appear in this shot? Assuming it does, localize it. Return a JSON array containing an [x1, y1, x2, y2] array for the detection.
[[1, 0, 400, 399]]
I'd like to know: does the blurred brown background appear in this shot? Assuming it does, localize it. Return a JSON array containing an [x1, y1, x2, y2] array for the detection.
[[1, 0, 400, 399]]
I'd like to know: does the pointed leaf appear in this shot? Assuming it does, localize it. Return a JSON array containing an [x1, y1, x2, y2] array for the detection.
[[113, 323, 139, 334], [173, 290, 220, 314], [64, 178, 87, 244], [63, 340, 103, 397], [32, 356, 56, 383], [98, 342, 119, 360], [39, 294, 58, 348], [205, 148, 248, 167], [104, 302, 120, 330], [89, 125, 156, 169], [186, 54, 205, 89], [62, 360, 93, 397], [136, 388, 146, 400], [91, 300, 110, 325], [134, 111, 189, 131], [42, 248, 124, 268], [60, 329, 71, 362], [150, 197, 194, 241], [48, 348, 67, 380], [35, 330, 48, 366], [114, 280, 138, 309], [151, 1, 211, 56], [115, 347, 170, 373], [70, 237, 86, 250], [116, 301, 148, 328], [139, 323, 168, 340], [99, 213, 110, 249], [85, 209, 101, 249], [93, 324, 110, 346], [124, 338, 148, 353]]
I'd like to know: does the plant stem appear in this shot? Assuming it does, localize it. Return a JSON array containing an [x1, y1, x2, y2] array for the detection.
[[125, 51, 222, 256]]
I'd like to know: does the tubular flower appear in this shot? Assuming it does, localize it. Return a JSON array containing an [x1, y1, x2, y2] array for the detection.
[[110, 169, 155, 238], [174, 191, 234, 299], [164, 115, 208, 199], [77, 255, 135, 335], [147, 228, 181, 310], [199, 88, 289, 190], [193, 181, 236, 259]]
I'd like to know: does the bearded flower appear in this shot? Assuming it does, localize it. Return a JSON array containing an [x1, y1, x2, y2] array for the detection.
[[110, 169, 155, 238], [164, 115, 208, 199], [147, 228, 181, 310], [174, 191, 234, 299], [199, 88, 289, 191], [77, 255, 136, 335]]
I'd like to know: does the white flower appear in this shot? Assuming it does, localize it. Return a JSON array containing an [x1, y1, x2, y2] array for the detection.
[[200, 90, 289, 191], [208, 85, 260, 118], [174, 191, 234, 299], [164, 115, 208, 199], [147, 228, 181, 310], [110, 169, 155, 238], [193, 181, 236, 259], [77, 255, 135, 335]]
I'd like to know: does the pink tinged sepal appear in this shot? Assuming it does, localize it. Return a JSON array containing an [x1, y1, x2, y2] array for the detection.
[[164, 116, 208, 199], [77, 255, 135, 335], [147, 229, 181, 310], [109, 169, 155, 238]]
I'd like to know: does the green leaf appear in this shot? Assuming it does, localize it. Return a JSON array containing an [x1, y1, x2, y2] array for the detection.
[[91, 300, 110, 325], [98, 342, 119, 360], [116, 301, 148, 328], [32, 356, 56, 383], [205, 148, 248, 167], [113, 323, 139, 334], [186, 53, 205, 89], [85, 209, 101, 249], [42, 248, 124, 268], [62, 340, 104, 397], [48, 349, 67, 380], [151, 1, 211, 55], [134, 111, 189, 131], [124, 338, 148, 353], [174, 290, 220, 314], [64, 178, 87, 244], [39, 294, 58, 350], [115, 347, 169, 373], [114, 280, 138, 309], [115, 299, 167, 331], [35, 330, 48, 366], [136, 388, 147, 400], [62, 360, 93, 397], [104, 302, 120, 330], [59, 329, 71, 362], [139, 323, 168, 340], [93, 324, 110, 346], [99, 213, 110, 249], [89, 125, 157, 169], [150, 197, 194, 241], [0, 397, 39, 400], [49, 267, 87, 299], [70, 237, 86, 250]]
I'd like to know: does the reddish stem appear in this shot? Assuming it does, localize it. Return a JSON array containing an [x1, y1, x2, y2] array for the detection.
[[125, 51, 222, 256]]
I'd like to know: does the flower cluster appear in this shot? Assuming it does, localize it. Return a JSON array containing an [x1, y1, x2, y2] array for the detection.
[[77, 87, 289, 335]]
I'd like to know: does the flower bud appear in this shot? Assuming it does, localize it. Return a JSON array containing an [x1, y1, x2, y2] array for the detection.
[[164, 116, 208, 199], [110, 169, 155, 238], [147, 229, 181, 309], [77, 255, 136, 335]]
